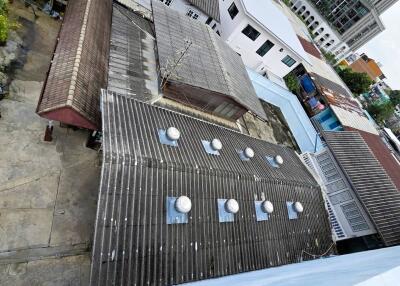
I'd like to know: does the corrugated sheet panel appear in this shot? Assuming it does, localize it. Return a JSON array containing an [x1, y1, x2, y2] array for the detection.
[[187, 0, 220, 22], [324, 131, 400, 246], [37, 0, 112, 129], [345, 127, 400, 191], [89, 90, 333, 285], [108, 3, 159, 102], [152, 2, 267, 120], [311, 72, 353, 99]]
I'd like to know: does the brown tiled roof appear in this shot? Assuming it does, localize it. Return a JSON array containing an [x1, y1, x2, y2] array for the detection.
[[297, 36, 321, 59], [36, 0, 112, 130], [345, 127, 400, 191]]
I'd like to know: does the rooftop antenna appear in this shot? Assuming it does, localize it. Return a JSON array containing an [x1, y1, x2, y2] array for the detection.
[[160, 38, 193, 90]]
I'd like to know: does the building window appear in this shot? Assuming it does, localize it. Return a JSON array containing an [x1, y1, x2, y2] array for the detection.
[[256, 40, 274, 57], [281, 55, 296, 67], [241, 24, 260, 41], [212, 23, 217, 30], [206, 17, 212, 25], [228, 2, 239, 19], [186, 10, 199, 19], [165, 0, 172, 5], [216, 30, 221, 36]]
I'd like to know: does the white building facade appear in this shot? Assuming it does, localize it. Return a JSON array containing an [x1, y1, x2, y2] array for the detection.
[[219, 0, 312, 80]]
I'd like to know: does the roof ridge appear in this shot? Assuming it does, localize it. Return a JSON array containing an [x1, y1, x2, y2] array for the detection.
[[66, 0, 92, 106]]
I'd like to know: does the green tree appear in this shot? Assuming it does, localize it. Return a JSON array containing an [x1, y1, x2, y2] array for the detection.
[[388, 90, 400, 106], [336, 67, 373, 95], [367, 101, 395, 124], [0, 0, 9, 44], [284, 73, 300, 95], [0, 0, 7, 14], [322, 50, 337, 65]]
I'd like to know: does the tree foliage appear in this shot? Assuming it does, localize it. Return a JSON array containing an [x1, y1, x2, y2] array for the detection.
[[388, 90, 400, 106], [284, 73, 300, 95], [367, 101, 395, 124], [0, 0, 8, 44], [336, 67, 373, 95], [322, 50, 337, 65]]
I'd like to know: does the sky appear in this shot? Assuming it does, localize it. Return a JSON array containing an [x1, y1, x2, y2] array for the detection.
[[358, 1, 400, 90]]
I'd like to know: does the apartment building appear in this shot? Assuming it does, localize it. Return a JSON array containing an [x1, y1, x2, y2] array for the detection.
[[290, 0, 398, 59]]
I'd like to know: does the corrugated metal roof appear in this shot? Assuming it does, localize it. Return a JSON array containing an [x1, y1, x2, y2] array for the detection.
[[36, 0, 112, 129], [89, 90, 333, 285], [107, 3, 159, 102], [324, 131, 400, 246], [310, 72, 379, 135], [152, 2, 267, 120], [310, 72, 353, 99], [345, 127, 400, 191], [187, 0, 220, 22], [331, 106, 379, 135]]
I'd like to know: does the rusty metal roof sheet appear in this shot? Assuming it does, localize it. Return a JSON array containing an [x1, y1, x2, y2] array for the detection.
[[36, 0, 112, 129]]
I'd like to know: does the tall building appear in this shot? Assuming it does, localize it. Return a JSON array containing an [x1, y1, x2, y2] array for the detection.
[[290, 0, 398, 59]]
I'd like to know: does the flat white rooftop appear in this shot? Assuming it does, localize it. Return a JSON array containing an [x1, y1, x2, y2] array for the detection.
[[240, 0, 311, 65], [185, 246, 400, 286]]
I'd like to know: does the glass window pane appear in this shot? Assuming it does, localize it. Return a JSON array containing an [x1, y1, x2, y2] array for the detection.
[[281, 55, 296, 67], [242, 25, 260, 41], [256, 40, 274, 57], [228, 2, 239, 19]]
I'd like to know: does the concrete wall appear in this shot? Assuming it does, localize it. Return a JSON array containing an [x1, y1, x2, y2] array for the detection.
[[220, 0, 303, 78], [248, 68, 323, 153]]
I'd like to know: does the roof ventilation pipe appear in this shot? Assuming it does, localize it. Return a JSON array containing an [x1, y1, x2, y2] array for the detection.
[[275, 155, 284, 165], [262, 200, 274, 214], [244, 147, 255, 159], [225, 199, 239, 214], [211, 139, 222, 151], [166, 127, 181, 141], [294, 202, 304, 213], [175, 196, 192, 213]]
